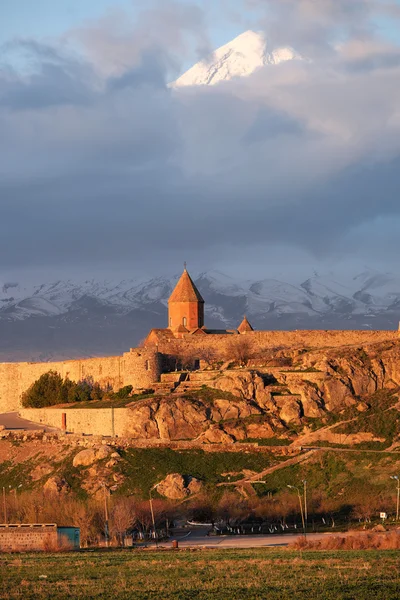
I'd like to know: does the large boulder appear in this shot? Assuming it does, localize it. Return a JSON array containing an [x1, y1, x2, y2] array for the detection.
[[157, 474, 203, 499], [72, 445, 113, 468], [213, 371, 256, 400], [197, 425, 235, 444], [124, 398, 210, 440], [211, 398, 262, 421], [274, 396, 302, 425]]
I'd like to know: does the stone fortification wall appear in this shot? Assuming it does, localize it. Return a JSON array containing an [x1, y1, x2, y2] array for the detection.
[[2, 328, 397, 414], [150, 329, 398, 357], [0, 348, 161, 413]]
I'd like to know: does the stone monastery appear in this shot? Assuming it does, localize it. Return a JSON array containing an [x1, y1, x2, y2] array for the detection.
[[0, 266, 398, 413]]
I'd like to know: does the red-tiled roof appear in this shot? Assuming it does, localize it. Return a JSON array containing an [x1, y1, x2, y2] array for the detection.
[[169, 269, 204, 303]]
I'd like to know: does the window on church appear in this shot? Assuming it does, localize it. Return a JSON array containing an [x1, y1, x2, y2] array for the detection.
[[183, 317, 187, 327], [145, 360, 150, 371], [169, 317, 172, 327]]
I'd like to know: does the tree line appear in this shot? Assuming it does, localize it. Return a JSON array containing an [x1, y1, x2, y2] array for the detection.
[[2, 485, 398, 548]]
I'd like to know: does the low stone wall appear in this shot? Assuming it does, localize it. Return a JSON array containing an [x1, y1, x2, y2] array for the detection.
[[4, 426, 294, 454], [0, 524, 57, 552], [20, 407, 131, 437]]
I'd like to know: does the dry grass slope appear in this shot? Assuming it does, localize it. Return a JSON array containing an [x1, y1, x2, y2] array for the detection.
[[290, 531, 400, 551]]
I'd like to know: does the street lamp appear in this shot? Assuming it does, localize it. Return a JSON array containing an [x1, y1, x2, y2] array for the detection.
[[102, 483, 110, 547], [390, 475, 400, 521], [287, 485, 306, 536], [2, 487, 7, 524], [149, 482, 162, 547]]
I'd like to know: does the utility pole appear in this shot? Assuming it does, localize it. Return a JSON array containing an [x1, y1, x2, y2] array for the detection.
[[111, 405, 115, 437], [103, 484, 109, 547], [303, 480, 308, 530], [288, 485, 306, 537], [2, 487, 7, 524], [390, 476, 400, 521]]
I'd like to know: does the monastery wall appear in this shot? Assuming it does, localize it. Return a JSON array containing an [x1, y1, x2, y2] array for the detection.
[[151, 329, 398, 357], [0, 348, 161, 413], [1, 328, 397, 414]]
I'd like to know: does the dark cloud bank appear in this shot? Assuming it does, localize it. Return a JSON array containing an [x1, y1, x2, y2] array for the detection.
[[1, 0, 400, 279]]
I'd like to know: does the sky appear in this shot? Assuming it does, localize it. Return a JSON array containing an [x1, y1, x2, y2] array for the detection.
[[1, 0, 400, 282]]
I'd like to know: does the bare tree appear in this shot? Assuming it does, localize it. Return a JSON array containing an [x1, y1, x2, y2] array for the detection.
[[225, 337, 254, 367], [174, 346, 196, 371], [197, 346, 218, 369], [109, 497, 136, 546], [63, 499, 99, 547]]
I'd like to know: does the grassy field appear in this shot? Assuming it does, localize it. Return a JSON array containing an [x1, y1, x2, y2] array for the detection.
[[1, 548, 399, 600]]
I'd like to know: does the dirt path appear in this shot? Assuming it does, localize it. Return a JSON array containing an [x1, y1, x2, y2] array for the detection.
[[302, 446, 400, 455], [218, 449, 317, 487]]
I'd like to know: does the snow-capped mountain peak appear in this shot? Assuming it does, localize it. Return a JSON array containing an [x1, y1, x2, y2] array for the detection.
[[173, 30, 296, 88]]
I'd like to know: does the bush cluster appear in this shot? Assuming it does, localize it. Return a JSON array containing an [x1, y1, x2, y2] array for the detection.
[[21, 371, 134, 408]]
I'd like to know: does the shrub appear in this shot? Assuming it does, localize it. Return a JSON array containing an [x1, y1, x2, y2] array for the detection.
[[289, 531, 400, 551], [21, 371, 64, 408], [22, 372, 107, 408], [42, 533, 73, 552], [112, 385, 133, 399]]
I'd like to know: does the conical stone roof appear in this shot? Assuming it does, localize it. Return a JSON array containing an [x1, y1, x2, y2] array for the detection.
[[169, 269, 204, 303], [238, 315, 254, 333]]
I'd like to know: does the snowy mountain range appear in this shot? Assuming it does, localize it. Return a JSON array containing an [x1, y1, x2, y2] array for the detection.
[[0, 269, 399, 361], [173, 30, 297, 87]]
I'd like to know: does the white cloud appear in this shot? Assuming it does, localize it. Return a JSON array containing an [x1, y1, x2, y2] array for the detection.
[[0, 0, 400, 274]]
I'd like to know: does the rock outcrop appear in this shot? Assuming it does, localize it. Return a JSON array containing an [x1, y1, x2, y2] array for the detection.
[[72, 445, 113, 467], [122, 342, 400, 441], [157, 473, 203, 499], [44, 476, 70, 495]]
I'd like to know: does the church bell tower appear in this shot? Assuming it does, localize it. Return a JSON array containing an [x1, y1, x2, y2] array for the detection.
[[168, 265, 204, 332]]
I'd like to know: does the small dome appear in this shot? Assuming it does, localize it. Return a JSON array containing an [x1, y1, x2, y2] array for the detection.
[[238, 315, 254, 333], [169, 268, 204, 303]]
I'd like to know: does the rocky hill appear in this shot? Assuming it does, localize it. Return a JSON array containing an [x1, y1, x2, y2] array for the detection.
[[3, 338, 400, 504], [81, 338, 400, 449]]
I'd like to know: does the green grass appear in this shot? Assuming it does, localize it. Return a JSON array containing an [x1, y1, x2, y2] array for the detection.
[[280, 368, 322, 373], [254, 449, 398, 506], [334, 389, 400, 446], [65, 393, 155, 409], [243, 437, 291, 446], [182, 387, 239, 403], [0, 460, 36, 491], [117, 448, 277, 496], [0, 548, 399, 599]]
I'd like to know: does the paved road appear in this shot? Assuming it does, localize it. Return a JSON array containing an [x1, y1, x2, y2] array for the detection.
[[0, 412, 54, 431], [162, 530, 334, 549]]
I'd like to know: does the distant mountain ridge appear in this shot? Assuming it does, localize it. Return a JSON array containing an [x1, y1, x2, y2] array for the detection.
[[0, 268, 399, 362]]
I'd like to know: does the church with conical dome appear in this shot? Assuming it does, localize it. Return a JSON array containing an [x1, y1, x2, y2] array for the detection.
[[147, 265, 254, 342], [168, 266, 205, 333]]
